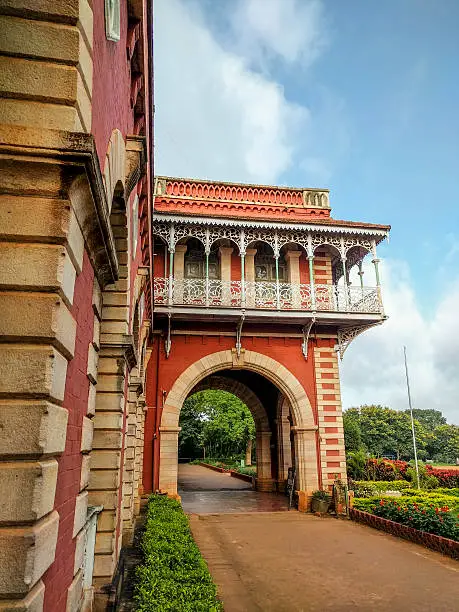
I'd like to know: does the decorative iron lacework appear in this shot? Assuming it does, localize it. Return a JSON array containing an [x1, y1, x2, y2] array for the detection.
[[152, 218, 385, 263]]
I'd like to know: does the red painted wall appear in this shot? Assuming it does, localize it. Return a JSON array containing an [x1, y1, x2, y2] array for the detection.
[[143, 334, 335, 492], [42, 251, 94, 611], [91, 0, 133, 167]]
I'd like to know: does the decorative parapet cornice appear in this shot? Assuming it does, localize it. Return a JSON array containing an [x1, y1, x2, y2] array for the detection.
[[154, 176, 330, 209], [125, 135, 147, 199]]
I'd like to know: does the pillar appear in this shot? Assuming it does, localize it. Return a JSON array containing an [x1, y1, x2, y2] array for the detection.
[[244, 248, 257, 307], [276, 416, 292, 490], [292, 426, 319, 511], [158, 426, 182, 496], [313, 347, 347, 490], [256, 430, 273, 492], [219, 246, 233, 306], [173, 244, 187, 304], [245, 439, 252, 466], [285, 250, 302, 308]]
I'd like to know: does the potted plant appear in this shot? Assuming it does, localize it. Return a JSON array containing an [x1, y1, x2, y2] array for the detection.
[[311, 490, 331, 514]]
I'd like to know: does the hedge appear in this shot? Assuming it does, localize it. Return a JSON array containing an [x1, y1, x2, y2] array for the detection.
[[353, 491, 459, 515], [135, 495, 223, 611], [352, 480, 412, 497]]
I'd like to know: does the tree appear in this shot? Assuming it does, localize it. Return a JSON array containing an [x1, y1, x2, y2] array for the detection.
[[343, 411, 362, 452], [426, 424, 459, 464], [179, 390, 256, 459], [406, 409, 446, 431]]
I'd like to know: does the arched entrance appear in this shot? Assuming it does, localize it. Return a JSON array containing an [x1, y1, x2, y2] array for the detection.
[[159, 349, 319, 496]]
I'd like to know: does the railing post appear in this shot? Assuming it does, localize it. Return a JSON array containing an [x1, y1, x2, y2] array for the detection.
[[307, 234, 316, 311], [275, 255, 280, 310], [168, 249, 174, 306], [241, 250, 246, 308], [371, 239, 384, 314], [205, 250, 210, 307]]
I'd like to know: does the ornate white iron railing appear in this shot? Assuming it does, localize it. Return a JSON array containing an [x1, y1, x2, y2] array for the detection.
[[153, 278, 383, 314]]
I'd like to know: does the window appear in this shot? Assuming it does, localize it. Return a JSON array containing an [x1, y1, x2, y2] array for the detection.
[[131, 195, 138, 258], [105, 0, 120, 42]]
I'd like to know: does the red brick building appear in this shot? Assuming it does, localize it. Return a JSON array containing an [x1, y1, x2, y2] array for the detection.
[[145, 177, 389, 502], [0, 0, 153, 610]]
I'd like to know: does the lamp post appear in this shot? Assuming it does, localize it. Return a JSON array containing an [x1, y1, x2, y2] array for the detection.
[[403, 346, 420, 489]]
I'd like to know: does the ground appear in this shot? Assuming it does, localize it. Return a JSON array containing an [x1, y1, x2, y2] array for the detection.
[[181, 465, 459, 611]]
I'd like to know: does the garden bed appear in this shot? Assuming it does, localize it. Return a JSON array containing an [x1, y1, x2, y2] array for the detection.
[[350, 508, 459, 560]]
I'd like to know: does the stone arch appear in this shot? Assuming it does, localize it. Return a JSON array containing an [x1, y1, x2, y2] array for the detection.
[[159, 350, 318, 495], [190, 375, 269, 432]]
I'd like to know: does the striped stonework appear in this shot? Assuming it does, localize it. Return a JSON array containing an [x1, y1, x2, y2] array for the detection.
[[314, 347, 347, 489], [313, 253, 333, 285]]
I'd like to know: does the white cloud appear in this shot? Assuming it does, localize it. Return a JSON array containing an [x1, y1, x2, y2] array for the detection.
[[230, 0, 326, 68], [153, 0, 327, 184], [340, 259, 459, 425]]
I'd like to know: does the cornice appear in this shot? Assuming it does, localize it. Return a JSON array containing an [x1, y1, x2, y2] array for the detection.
[[152, 212, 390, 238]]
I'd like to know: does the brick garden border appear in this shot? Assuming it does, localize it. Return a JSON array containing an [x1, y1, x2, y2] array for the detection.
[[229, 470, 254, 484], [199, 462, 229, 473], [350, 508, 459, 560]]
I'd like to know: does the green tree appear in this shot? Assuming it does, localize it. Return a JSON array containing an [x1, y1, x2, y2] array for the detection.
[[179, 390, 255, 459], [343, 411, 362, 452], [427, 424, 459, 464], [406, 409, 446, 431]]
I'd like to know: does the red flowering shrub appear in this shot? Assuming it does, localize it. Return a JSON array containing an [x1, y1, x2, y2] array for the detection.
[[369, 499, 459, 541], [364, 458, 408, 481], [426, 466, 459, 488]]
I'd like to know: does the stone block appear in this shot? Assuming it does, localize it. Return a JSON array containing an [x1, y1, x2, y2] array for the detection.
[[87, 383, 97, 417], [0, 98, 82, 132], [0, 511, 59, 596], [95, 375, 124, 394], [86, 344, 98, 385], [92, 431, 123, 450], [0, 15, 79, 63], [0, 459, 58, 524], [0, 346, 68, 403], [73, 491, 88, 538], [0, 56, 78, 105], [0, 401, 68, 458], [80, 454, 91, 490], [95, 510, 116, 532], [0, 195, 69, 242], [74, 527, 86, 576], [66, 569, 83, 612], [0, 294, 76, 360], [80, 417, 94, 453], [0, 243, 76, 305], [93, 553, 115, 579], [94, 532, 114, 554], [0, 580, 45, 611], [94, 392, 124, 412], [88, 469, 119, 491], [93, 412, 123, 430], [89, 450, 121, 470], [87, 491, 117, 510]]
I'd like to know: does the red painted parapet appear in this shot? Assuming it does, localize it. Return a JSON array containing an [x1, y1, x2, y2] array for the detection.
[[156, 176, 330, 209]]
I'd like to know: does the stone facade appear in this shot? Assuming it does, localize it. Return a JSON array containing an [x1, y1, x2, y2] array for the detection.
[[0, 1, 153, 610]]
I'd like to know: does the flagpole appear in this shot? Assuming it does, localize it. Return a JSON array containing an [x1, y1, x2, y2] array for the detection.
[[403, 346, 420, 489]]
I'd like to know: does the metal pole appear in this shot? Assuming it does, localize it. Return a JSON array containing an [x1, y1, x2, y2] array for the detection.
[[403, 346, 420, 489]]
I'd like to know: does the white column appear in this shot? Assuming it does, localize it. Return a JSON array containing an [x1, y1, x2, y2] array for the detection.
[[276, 416, 292, 488], [158, 426, 182, 495], [219, 246, 233, 306], [245, 248, 256, 307], [285, 250, 301, 308], [291, 426, 319, 496]]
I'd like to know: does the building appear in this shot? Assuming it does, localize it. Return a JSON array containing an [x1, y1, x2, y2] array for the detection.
[[0, 0, 153, 610], [144, 177, 389, 501]]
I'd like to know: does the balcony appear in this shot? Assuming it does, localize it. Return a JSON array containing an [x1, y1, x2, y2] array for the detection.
[[153, 278, 382, 315]]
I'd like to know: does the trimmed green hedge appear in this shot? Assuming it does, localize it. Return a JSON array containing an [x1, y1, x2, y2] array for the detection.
[[135, 495, 223, 611], [352, 480, 412, 497], [354, 491, 459, 515]]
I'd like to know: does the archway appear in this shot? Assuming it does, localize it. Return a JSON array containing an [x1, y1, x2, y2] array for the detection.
[[159, 350, 318, 495]]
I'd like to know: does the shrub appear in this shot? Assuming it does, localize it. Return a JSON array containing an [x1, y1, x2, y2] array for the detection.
[[354, 491, 459, 515], [351, 480, 411, 498], [233, 466, 256, 477], [363, 458, 407, 481], [135, 495, 223, 611], [346, 450, 366, 479], [426, 466, 459, 488], [364, 498, 459, 542], [406, 463, 439, 490]]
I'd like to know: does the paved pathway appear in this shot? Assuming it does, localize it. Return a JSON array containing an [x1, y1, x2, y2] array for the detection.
[[179, 464, 288, 513], [190, 512, 459, 612]]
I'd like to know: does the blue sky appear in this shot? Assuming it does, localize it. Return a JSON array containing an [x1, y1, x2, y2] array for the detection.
[[154, 0, 459, 423]]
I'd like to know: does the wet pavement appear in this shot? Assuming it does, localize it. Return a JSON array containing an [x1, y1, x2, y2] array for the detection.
[[178, 464, 289, 514]]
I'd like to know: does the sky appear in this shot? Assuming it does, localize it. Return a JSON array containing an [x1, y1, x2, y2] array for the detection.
[[153, 0, 459, 424]]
